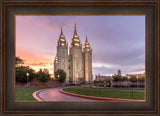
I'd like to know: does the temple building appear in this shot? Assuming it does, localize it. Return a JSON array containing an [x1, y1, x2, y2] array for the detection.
[[54, 24, 93, 84]]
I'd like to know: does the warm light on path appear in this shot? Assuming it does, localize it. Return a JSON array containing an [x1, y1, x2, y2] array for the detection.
[[33, 88, 96, 101]]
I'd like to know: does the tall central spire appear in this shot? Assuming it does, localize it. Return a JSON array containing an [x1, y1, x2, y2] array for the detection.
[[85, 36, 88, 43], [71, 23, 82, 47], [61, 27, 63, 35], [73, 23, 77, 36], [59, 27, 64, 38]]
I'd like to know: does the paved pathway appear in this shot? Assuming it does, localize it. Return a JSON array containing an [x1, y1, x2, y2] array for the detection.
[[35, 88, 96, 101]]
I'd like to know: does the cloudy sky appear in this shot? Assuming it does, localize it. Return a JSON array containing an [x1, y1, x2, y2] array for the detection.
[[16, 15, 145, 78]]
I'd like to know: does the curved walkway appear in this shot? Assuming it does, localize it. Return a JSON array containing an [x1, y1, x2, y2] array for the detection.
[[33, 87, 96, 101]]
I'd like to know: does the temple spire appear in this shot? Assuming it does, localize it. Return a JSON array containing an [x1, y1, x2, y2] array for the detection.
[[61, 27, 63, 35], [73, 23, 77, 36], [58, 27, 67, 47], [85, 35, 88, 43], [83, 35, 91, 51]]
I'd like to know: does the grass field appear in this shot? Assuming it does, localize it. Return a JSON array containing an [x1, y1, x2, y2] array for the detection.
[[63, 87, 145, 100], [16, 87, 51, 101]]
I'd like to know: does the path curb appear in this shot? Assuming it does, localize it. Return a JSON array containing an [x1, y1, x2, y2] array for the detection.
[[60, 89, 145, 102], [33, 88, 53, 101]]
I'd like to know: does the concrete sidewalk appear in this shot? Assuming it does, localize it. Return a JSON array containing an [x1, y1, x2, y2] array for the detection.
[[33, 87, 96, 101]]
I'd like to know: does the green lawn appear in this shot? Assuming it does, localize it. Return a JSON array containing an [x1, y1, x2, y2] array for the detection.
[[63, 87, 145, 100], [16, 87, 51, 101]]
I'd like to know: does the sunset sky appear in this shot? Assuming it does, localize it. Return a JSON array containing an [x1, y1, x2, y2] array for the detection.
[[16, 15, 145, 78]]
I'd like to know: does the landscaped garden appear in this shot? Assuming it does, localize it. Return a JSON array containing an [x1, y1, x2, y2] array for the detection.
[[15, 57, 145, 101], [15, 87, 51, 101], [63, 87, 145, 100]]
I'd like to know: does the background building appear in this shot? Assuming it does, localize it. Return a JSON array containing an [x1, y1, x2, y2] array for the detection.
[[126, 72, 145, 78], [95, 74, 112, 81], [117, 69, 121, 76], [54, 24, 93, 84]]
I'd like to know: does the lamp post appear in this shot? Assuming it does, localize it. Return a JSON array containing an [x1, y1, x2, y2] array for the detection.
[[26, 73, 29, 87], [104, 81, 106, 87], [127, 77, 129, 88], [137, 76, 138, 88], [58, 74, 60, 88]]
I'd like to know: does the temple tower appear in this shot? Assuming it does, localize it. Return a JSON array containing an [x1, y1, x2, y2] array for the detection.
[[69, 23, 84, 83], [83, 36, 92, 82], [54, 24, 92, 84], [55, 28, 69, 82], [54, 55, 58, 71]]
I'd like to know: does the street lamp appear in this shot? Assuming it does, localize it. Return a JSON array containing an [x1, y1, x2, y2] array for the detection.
[[104, 81, 106, 87], [137, 76, 138, 88], [26, 73, 29, 86], [58, 74, 60, 87], [127, 77, 129, 88]]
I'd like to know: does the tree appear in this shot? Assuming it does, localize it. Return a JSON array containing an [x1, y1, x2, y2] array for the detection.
[[112, 75, 122, 81], [122, 76, 128, 81], [15, 56, 24, 65], [138, 76, 145, 82], [36, 68, 50, 82], [103, 78, 111, 83], [16, 66, 36, 83], [54, 69, 66, 83], [129, 76, 137, 82]]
